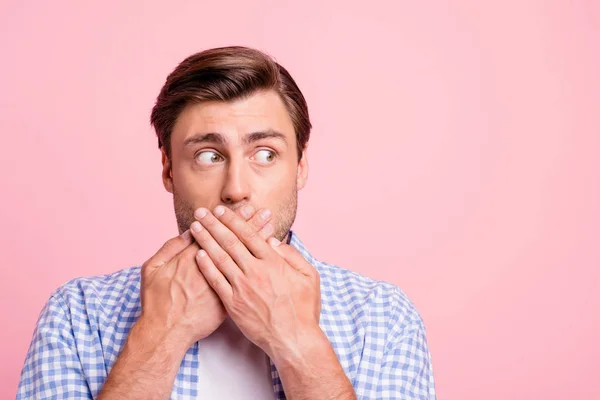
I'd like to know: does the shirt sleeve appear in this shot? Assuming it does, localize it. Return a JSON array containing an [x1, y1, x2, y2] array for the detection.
[[376, 288, 437, 400], [16, 293, 93, 399]]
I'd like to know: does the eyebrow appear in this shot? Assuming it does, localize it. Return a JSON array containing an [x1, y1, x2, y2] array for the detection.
[[183, 129, 288, 147]]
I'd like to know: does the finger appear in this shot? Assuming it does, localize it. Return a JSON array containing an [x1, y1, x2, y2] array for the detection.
[[237, 204, 256, 220], [196, 248, 233, 302], [241, 205, 274, 240], [235, 204, 274, 240], [190, 219, 244, 283], [209, 206, 273, 260], [194, 207, 258, 266], [236, 204, 275, 241], [170, 241, 202, 279], [268, 238, 318, 278], [257, 222, 274, 241], [146, 230, 195, 269]]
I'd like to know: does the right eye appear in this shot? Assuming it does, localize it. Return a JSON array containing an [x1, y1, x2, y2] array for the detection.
[[195, 151, 224, 165]]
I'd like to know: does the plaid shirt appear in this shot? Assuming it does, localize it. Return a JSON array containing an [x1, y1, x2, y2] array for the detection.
[[17, 230, 436, 399]]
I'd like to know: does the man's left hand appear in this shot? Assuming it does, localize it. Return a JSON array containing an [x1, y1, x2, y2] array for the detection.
[[189, 205, 324, 363]]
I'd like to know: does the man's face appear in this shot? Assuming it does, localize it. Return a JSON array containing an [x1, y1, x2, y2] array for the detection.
[[162, 90, 308, 242]]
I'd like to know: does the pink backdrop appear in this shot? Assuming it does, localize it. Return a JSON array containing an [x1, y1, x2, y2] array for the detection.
[[1, 1, 599, 399]]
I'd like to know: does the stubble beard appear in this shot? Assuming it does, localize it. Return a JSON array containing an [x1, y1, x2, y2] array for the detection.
[[172, 186, 298, 244]]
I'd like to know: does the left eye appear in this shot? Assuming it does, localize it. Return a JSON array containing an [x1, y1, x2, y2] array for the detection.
[[254, 149, 276, 164]]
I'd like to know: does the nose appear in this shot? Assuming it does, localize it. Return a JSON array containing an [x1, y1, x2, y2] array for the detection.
[[220, 158, 251, 205]]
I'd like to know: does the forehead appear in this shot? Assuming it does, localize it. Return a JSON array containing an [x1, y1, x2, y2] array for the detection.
[[171, 90, 295, 145]]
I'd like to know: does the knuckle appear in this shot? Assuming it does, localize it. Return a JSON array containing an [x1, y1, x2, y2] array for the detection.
[[162, 236, 180, 251], [252, 271, 269, 288], [140, 265, 151, 282], [247, 213, 263, 227], [211, 277, 223, 290], [156, 240, 178, 259], [222, 235, 241, 251], [158, 239, 175, 254], [242, 263, 258, 280], [213, 251, 231, 267], [241, 227, 259, 242], [230, 294, 246, 314], [228, 272, 243, 288], [204, 214, 219, 227]]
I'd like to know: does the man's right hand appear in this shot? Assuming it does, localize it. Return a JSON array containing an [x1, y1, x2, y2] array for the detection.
[[98, 205, 274, 400]]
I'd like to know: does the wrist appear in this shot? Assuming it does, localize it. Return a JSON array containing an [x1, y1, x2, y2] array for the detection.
[[99, 320, 189, 400], [270, 326, 354, 399], [270, 325, 336, 373], [126, 317, 190, 365]]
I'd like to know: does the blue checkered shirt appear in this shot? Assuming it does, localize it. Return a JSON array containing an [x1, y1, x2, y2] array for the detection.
[[17, 231, 436, 399]]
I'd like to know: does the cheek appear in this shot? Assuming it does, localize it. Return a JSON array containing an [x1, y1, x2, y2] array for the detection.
[[256, 172, 297, 205], [259, 164, 295, 188], [173, 166, 222, 200]]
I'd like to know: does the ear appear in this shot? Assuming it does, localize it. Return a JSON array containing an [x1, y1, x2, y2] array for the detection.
[[161, 148, 174, 194], [296, 148, 309, 191]]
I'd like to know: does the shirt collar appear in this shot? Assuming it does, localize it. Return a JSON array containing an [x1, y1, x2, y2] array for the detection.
[[286, 230, 317, 266]]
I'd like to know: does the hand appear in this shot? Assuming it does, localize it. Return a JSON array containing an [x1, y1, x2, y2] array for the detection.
[[137, 205, 275, 352], [189, 205, 322, 362], [98, 207, 275, 400]]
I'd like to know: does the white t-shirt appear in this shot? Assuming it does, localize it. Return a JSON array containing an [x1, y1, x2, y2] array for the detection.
[[196, 317, 275, 399]]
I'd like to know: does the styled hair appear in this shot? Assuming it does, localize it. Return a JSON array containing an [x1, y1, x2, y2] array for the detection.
[[150, 46, 311, 161]]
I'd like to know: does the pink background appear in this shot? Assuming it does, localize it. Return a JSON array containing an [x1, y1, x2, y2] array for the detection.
[[1, 1, 599, 399]]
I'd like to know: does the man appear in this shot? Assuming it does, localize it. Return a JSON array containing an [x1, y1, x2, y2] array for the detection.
[[17, 46, 436, 399]]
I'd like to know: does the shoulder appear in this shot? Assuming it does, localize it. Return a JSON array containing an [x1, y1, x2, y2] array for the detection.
[[316, 260, 424, 331], [49, 266, 142, 317]]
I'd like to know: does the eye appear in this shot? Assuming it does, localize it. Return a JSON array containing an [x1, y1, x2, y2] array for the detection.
[[254, 149, 276, 165], [195, 151, 224, 165]]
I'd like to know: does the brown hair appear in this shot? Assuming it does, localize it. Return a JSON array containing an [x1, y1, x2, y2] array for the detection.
[[150, 46, 311, 161]]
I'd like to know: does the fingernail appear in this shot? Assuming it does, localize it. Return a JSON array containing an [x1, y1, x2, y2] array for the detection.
[[181, 230, 192, 240], [268, 237, 280, 247], [214, 205, 225, 217], [241, 205, 254, 219], [197, 249, 207, 258], [191, 221, 203, 233], [260, 209, 272, 220], [195, 208, 208, 219]]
